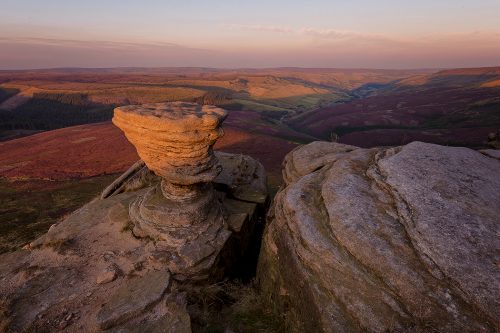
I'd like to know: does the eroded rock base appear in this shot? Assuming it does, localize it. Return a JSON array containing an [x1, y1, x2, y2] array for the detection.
[[129, 183, 230, 280]]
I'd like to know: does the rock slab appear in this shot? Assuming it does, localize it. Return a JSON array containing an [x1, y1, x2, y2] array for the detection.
[[258, 141, 500, 332], [96, 270, 170, 329]]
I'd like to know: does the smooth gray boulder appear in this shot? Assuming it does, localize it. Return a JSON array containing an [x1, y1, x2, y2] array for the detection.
[[258, 141, 500, 333]]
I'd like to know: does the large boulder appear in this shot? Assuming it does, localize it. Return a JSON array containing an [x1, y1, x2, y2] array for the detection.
[[258, 141, 500, 332]]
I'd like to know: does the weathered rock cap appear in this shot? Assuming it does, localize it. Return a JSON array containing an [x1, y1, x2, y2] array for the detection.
[[113, 102, 228, 185], [114, 102, 227, 133]]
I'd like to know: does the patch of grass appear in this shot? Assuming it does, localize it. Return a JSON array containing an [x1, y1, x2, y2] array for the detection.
[[468, 97, 500, 108], [0, 174, 117, 253], [228, 99, 291, 113], [262, 92, 348, 112], [329, 125, 413, 138], [187, 280, 287, 333], [422, 100, 500, 129], [0, 87, 20, 104]]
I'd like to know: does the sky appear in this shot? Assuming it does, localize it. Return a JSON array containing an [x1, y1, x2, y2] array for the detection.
[[1, 0, 500, 69]]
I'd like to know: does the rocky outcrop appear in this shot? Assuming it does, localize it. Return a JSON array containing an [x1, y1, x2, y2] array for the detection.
[[114, 102, 227, 238], [258, 141, 500, 332], [0, 102, 268, 332]]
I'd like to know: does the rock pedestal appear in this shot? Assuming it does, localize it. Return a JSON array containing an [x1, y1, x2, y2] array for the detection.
[[113, 102, 228, 246]]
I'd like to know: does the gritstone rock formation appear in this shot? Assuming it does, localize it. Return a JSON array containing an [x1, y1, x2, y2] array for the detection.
[[258, 141, 500, 333], [112, 103, 229, 269], [0, 102, 268, 332]]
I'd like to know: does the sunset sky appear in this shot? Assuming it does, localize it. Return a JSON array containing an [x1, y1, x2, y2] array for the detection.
[[1, 0, 500, 69]]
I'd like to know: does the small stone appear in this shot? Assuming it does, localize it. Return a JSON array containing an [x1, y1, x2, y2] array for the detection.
[[224, 199, 257, 232], [215, 152, 268, 204], [97, 265, 118, 284], [227, 213, 248, 232], [178, 242, 215, 267]]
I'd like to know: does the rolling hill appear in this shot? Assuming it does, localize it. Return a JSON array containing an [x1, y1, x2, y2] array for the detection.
[[288, 67, 500, 147]]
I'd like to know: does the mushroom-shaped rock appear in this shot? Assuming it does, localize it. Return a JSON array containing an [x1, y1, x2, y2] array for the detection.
[[113, 102, 229, 256]]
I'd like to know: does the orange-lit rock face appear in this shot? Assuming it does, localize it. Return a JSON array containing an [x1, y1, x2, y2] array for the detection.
[[112, 102, 229, 248], [112, 102, 227, 186]]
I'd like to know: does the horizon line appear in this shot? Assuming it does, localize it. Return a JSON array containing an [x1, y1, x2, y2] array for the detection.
[[3, 65, 500, 72]]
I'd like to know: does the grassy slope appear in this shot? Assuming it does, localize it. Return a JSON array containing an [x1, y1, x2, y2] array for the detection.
[[288, 68, 500, 148], [0, 175, 116, 253]]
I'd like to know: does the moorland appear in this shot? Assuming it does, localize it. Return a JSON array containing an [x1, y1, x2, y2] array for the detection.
[[1, 66, 499, 252]]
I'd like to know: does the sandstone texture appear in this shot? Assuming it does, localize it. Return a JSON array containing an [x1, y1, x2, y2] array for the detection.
[[481, 149, 500, 160], [0, 103, 268, 332], [112, 102, 227, 186], [96, 270, 170, 329], [258, 141, 500, 332]]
